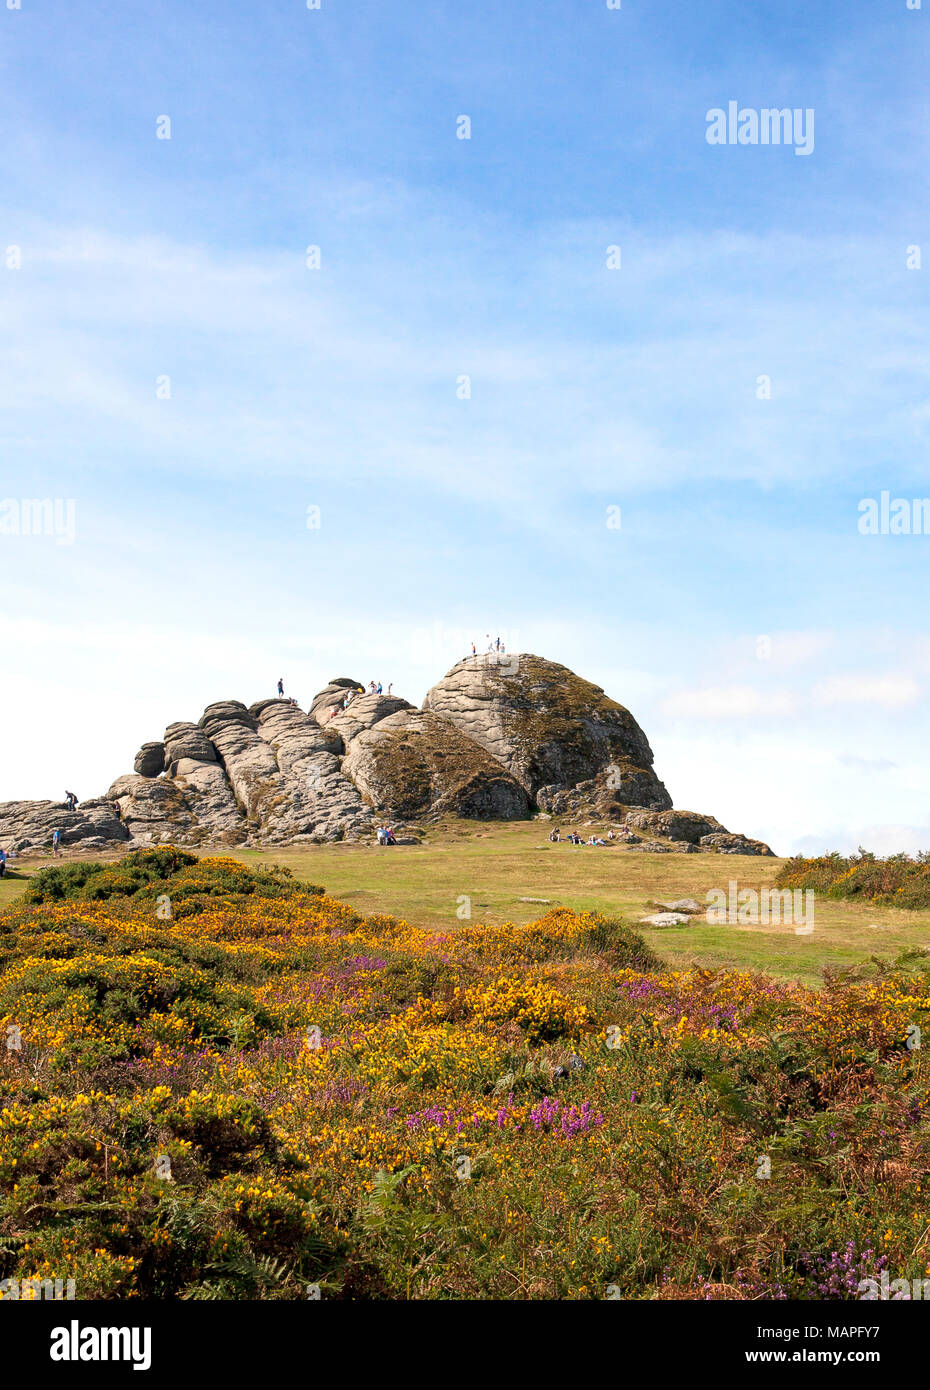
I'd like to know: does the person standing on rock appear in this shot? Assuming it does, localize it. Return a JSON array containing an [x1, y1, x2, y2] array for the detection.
[[470, 642, 477, 660], [51, 829, 62, 856], [65, 790, 77, 811], [0, 847, 7, 878], [376, 681, 383, 695], [277, 678, 284, 697]]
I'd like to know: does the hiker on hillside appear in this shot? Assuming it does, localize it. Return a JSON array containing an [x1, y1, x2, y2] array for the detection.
[[113, 800, 122, 822], [0, 847, 7, 878], [549, 827, 560, 842], [277, 678, 284, 697], [376, 681, 383, 695], [51, 829, 62, 856], [65, 790, 77, 811], [387, 683, 393, 695]]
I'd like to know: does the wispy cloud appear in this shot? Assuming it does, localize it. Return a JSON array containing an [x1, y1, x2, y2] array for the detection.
[[662, 686, 799, 718], [813, 675, 921, 709]]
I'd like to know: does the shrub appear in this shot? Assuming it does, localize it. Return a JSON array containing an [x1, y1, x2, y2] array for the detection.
[[776, 848, 930, 907]]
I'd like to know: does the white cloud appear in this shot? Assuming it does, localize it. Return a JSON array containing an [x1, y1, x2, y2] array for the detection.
[[837, 754, 899, 774], [813, 675, 921, 709], [761, 631, 837, 668], [3, 219, 929, 507], [662, 685, 799, 718]]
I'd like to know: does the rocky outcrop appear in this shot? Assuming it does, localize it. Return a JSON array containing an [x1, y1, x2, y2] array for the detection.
[[624, 809, 773, 856], [109, 774, 200, 845], [197, 699, 372, 843], [624, 809, 725, 843], [251, 699, 372, 842], [0, 653, 774, 853], [308, 679, 364, 726], [327, 693, 414, 748], [537, 767, 670, 820], [197, 701, 281, 823], [251, 699, 343, 768], [163, 722, 217, 776], [0, 798, 129, 853], [424, 654, 672, 810], [698, 831, 773, 856], [109, 756, 248, 847], [342, 709, 530, 819]]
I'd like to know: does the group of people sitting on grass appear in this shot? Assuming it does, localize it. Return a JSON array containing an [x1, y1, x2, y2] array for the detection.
[[376, 825, 397, 846], [548, 827, 610, 846]]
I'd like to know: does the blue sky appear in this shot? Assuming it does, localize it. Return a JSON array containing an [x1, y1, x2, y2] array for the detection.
[[1, 0, 928, 855]]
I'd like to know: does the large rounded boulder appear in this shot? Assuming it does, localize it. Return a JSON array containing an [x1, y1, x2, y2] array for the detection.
[[308, 678, 365, 726], [341, 709, 530, 819], [423, 653, 671, 810], [133, 742, 165, 777]]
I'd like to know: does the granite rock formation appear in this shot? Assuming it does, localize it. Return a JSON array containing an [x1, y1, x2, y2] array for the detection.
[[0, 653, 773, 854]]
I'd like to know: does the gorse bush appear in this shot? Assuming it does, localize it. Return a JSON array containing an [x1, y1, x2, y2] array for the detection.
[[776, 848, 930, 908], [24, 845, 198, 902], [24, 846, 319, 917], [2, 846, 930, 1300]]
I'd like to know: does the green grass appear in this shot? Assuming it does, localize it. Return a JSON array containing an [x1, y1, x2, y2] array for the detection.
[[5, 818, 929, 984]]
